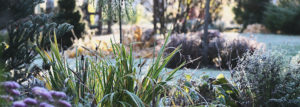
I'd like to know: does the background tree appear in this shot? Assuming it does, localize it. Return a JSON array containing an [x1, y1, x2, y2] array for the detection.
[[107, 0, 113, 34], [54, 0, 85, 48], [233, 0, 271, 29], [263, 0, 300, 34], [153, 0, 166, 34], [97, 0, 103, 34], [118, 0, 123, 43], [100, 0, 134, 43], [168, 0, 223, 33], [153, 0, 158, 33], [202, 0, 211, 66]]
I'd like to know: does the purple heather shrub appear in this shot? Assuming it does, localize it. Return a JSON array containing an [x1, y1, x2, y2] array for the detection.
[[23, 98, 38, 105], [2, 81, 20, 89], [9, 89, 21, 96], [39, 102, 54, 107], [12, 101, 27, 107], [50, 91, 66, 99], [57, 100, 72, 107]]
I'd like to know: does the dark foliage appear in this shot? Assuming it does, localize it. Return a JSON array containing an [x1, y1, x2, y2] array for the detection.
[[233, 0, 271, 29], [262, 4, 295, 33], [1, 14, 73, 82], [0, 0, 43, 29], [54, 0, 85, 49], [282, 9, 300, 34], [263, 0, 300, 34], [0, 0, 74, 83]]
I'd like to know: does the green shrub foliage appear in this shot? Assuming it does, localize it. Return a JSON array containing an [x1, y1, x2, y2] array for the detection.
[[54, 0, 85, 48], [232, 50, 300, 106]]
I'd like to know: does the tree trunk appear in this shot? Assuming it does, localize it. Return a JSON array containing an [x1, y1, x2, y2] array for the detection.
[[204, 0, 210, 38], [171, 0, 182, 33], [97, 5, 103, 35], [159, 0, 165, 34], [107, 0, 112, 34], [202, 0, 210, 65], [153, 0, 158, 33], [119, 0, 122, 44], [180, 1, 191, 33]]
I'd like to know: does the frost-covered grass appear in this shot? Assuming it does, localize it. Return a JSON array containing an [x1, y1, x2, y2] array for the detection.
[[240, 33, 300, 56]]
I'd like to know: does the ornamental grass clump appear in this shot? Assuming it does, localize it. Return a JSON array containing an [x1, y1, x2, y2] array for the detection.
[[36, 31, 185, 106], [232, 50, 300, 106]]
